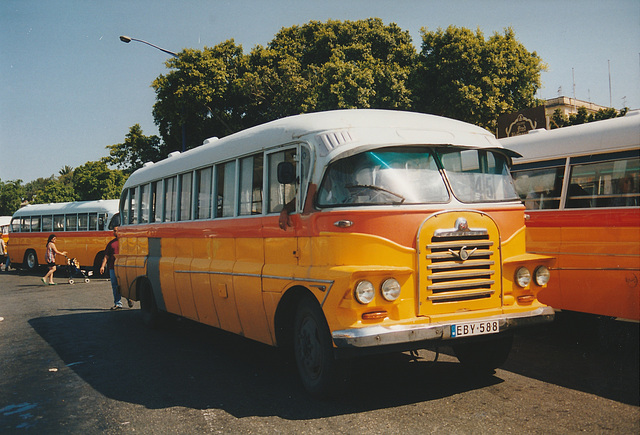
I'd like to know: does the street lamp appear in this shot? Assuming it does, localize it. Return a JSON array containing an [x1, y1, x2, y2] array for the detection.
[[120, 35, 187, 152]]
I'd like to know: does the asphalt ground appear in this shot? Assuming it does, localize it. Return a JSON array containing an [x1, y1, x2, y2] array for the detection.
[[1, 268, 638, 434]]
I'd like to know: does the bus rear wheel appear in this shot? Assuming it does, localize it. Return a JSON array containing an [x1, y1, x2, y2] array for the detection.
[[24, 250, 38, 271], [452, 334, 514, 374], [293, 296, 347, 397]]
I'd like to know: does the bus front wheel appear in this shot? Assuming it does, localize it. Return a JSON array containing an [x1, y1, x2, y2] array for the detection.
[[293, 296, 347, 397], [25, 250, 38, 271]]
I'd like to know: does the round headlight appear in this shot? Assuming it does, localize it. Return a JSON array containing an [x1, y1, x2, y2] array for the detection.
[[354, 280, 375, 304], [515, 267, 531, 288], [534, 266, 550, 286], [381, 278, 401, 301]]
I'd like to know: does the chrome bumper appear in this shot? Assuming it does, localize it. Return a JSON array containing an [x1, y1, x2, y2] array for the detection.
[[331, 306, 555, 348]]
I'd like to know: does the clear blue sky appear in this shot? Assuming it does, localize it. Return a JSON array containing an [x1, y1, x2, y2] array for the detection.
[[2, 0, 639, 184]]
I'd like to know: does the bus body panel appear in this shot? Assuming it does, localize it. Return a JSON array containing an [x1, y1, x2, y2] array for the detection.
[[503, 112, 640, 321], [526, 209, 640, 321]]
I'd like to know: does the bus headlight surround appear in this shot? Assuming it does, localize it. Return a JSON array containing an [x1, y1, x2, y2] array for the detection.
[[355, 280, 375, 304], [534, 266, 550, 286], [381, 278, 401, 301], [515, 267, 531, 288]]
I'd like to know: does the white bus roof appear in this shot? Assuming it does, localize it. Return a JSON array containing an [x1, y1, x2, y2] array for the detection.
[[0, 216, 11, 226], [124, 109, 504, 188], [11, 199, 120, 218], [501, 110, 640, 164]]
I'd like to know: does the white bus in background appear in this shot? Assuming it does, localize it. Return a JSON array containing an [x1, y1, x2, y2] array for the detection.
[[8, 200, 120, 274]]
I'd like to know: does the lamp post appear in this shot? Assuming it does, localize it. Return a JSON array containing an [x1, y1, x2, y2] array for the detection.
[[120, 35, 187, 153]]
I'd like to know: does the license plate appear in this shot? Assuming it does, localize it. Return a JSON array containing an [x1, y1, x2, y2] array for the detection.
[[451, 320, 499, 338]]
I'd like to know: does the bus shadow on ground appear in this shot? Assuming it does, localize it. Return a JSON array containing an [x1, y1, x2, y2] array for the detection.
[[505, 312, 639, 406], [28, 309, 638, 419], [28, 310, 501, 419]]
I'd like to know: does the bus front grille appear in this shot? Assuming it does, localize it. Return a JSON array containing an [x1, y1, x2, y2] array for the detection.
[[425, 236, 496, 303]]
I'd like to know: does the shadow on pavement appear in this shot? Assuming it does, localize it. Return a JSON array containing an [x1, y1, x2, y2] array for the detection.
[[28, 308, 638, 419], [506, 312, 639, 406], [28, 310, 500, 419]]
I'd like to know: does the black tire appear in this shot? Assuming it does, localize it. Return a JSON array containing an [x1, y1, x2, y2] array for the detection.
[[24, 250, 38, 271], [139, 281, 162, 328], [293, 296, 347, 397], [453, 334, 514, 374]]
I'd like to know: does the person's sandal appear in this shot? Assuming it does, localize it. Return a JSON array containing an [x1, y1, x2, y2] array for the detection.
[[41, 278, 47, 285], [127, 300, 134, 308]]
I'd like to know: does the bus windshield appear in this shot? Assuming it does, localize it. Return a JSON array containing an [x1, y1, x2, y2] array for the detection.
[[317, 147, 518, 206]]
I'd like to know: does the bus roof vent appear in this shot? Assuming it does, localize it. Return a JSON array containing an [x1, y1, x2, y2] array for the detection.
[[142, 161, 154, 168], [168, 151, 181, 158], [203, 137, 219, 145], [317, 130, 354, 157]]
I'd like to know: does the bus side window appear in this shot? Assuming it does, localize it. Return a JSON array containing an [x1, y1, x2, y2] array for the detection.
[[164, 177, 177, 222], [54, 214, 64, 231], [89, 213, 98, 231], [66, 214, 78, 231], [151, 180, 162, 223], [512, 166, 563, 210], [42, 215, 53, 232], [216, 161, 236, 218], [268, 149, 297, 213], [140, 184, 150, 224], [178, 172, 192, 221], [30, 216, 41, 232], [129, 187, 138, 224], [195, 167, 213, 219], [239, 154, 264, 216], [78, 213, 88, 231]]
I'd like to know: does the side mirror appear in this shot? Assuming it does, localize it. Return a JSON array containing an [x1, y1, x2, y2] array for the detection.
[[277, 162, 296, 184]]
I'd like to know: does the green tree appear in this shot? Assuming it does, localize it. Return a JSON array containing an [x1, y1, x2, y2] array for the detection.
[[151, 19, 416, 147], [0, 179, 25, 215], [413, 26, 546, 131], [36, 181, 77, 204], [72, 161, 127, 201], [152, 41, 247, 153], [23, 176, 56, 204], [104, 124, 164, 174], [242, 18, 415, 122]]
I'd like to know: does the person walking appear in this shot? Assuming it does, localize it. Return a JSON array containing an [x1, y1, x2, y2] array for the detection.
[[0, 236, 6, 272], [42, 234, 67, 285], [99, 226, 133, 310]]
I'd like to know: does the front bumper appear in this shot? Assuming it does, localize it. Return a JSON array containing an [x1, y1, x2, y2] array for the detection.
[[332, 306, 555, 348]]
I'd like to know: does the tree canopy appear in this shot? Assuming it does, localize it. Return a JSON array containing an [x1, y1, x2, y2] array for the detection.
[[1, 20, 556, 215], [149, 21, 547, 151], [103, 124, 164, 175], [413, 26, 546, 132]]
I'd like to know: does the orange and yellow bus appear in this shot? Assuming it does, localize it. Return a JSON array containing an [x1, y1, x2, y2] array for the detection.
[[1, 216, 10, 244], [502, 111, 640, 322], [116, 109, 554, 395], [8, 200, 120, 273]]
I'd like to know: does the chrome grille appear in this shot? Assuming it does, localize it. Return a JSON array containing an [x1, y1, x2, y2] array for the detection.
[[425, 234, 496, 303]]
